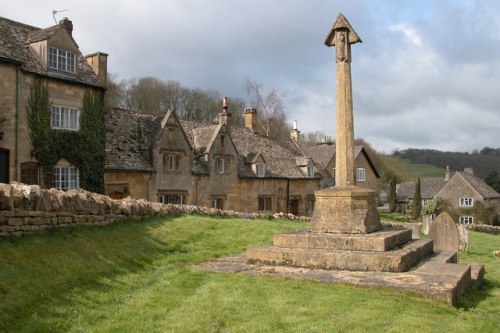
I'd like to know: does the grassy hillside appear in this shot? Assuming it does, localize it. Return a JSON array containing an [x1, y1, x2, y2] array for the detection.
[[379, 155, 445, 182], [1, 216, 498, 332]]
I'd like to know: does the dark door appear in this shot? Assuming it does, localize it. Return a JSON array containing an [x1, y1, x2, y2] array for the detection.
[[289, 199, 299, 215], [0, 149, 9, 183]]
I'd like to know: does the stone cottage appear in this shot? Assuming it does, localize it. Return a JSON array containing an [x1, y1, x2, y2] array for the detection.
[[396, 167, 500, 225], [104, 102, 322, 216], [303, 139, 380, 191], [0, 16, 107, 190]]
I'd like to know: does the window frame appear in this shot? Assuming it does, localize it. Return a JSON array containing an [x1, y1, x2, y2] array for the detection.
[[356, 168, 366, 182], [459, 216, 474, 225], [307, 165, 314, 178], [20, 162, 40, 185], [459, 197, 473, 207], [164, 153, 180, 171], [53, 165, 79, 191], [48, 46, 76, 73], [51, 106, 80, 130], [211, 197, 225, 210], [256, 164, 266, 177], [215, 157, 229, 174], [258, 196, 272, 211], [159, 193, 185, 205]]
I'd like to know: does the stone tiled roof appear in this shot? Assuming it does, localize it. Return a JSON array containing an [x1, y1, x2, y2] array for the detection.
[[0, 16, 102, 87], [304, 144, 380, 177], [458, 171, 500, 199], [105, 109, 157, 172], [231, 126, 320, 179], [396, 178, 447, 202]]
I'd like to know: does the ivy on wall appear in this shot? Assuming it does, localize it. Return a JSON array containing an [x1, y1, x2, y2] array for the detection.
[[27, 78, 105, 193]]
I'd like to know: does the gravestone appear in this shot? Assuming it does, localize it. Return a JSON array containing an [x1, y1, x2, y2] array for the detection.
[[458, 224, 469, 252], [422, 215, 433, 236], [428, 212, 459, 252]]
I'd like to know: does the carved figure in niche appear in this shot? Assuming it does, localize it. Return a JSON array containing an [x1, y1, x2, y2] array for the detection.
[[336, 30, 348, 63]]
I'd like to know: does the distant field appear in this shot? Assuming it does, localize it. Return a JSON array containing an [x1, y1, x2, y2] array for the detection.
[[380, 155, 446, 181], [0, 215, 498, 332]]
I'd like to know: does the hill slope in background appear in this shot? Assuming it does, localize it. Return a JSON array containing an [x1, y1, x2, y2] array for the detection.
[[391, 148, 500, 179]]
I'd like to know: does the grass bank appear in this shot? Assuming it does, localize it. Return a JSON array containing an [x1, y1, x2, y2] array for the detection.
[[0, 215, 498, 332]]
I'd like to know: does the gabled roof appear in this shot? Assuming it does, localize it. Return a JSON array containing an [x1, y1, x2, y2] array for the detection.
[[303, 144, 380, 177], [105, 108, 158, 172], [441, 171, 500, 200], [231, 126, 320, 179], [0, 16, 102, 87], [396, 177, 446, 203]]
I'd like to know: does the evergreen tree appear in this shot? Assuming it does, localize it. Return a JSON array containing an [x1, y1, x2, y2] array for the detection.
[[388, 177, 397, 213], [485, 171, 500, 193], [411, 177, 422, 218]]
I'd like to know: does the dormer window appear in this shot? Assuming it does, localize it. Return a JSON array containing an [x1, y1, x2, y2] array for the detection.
[[256, 164, 266, 177], [307, 166, 314, 178], [48, 47, 76, 73]]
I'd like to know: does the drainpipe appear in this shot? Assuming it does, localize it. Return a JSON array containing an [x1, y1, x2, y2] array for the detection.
[[286, 178, 290, 213], [14, 66, 20, 181]]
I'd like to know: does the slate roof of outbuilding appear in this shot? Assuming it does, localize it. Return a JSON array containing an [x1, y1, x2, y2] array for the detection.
[[396, 177, 447, 202], [0, 16, 102, 87]]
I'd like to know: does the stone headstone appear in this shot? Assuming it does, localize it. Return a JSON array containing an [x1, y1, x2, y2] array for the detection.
[[458, 224, 469, 252], [428, 212, 459, 252], [422, 215, 433, 236]]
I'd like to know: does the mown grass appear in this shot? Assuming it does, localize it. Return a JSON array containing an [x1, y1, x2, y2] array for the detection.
[[0, 215, 498, 332]]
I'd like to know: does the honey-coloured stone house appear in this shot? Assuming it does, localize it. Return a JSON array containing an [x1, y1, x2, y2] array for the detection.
[[0, 16, 107, 190], [397, 167, 500, 225], [104, 104, 326, 216]]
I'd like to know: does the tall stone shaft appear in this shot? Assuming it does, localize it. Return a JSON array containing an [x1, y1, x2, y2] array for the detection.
[[325, 13, 361, 187]]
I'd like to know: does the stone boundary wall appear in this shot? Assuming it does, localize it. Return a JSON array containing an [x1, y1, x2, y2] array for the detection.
[[0, 183, 310, 238], [382, 220, 500, 236]]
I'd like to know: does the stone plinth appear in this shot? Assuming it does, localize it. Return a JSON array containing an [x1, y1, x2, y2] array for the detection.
[[309, 186, 382, 234], [274, 228, 411, 252], [247, 239, 433, 273]]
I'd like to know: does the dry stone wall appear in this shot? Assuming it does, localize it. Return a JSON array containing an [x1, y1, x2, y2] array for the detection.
[[0, 183, 309, 238]]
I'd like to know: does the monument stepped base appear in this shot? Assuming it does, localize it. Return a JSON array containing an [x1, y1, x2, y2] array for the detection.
[[247, 239, 433, 272], [193, 253, 484, 305]]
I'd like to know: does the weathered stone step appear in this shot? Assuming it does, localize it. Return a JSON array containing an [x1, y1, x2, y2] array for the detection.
[[246, 239, 433, 272], [274, 228, 412, 252]]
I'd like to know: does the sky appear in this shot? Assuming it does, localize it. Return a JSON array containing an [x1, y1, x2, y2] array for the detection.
[[2, 0, 500, 153]]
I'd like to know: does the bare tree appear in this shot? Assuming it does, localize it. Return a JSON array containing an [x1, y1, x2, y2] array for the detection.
[[243, 78, 287, 137]]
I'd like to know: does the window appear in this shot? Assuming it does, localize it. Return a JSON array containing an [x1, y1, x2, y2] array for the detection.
[[48, 47, 76, 73], [459, 198, 473, 207], [221, 135, 225, 148], [53, 165, 79, 191], [421, 199, 429, 206], [216, 158, 229, 174], [159, 193, 185, 205], [306, 199, 315, 215], [256, 164, 265, 177], [459, 216, 474, 225], [211, 197, 224, 210], [258, 196, 272, 211], [307, 166, 314, 178], [356, 168, 366, 181], [164, 154, 180, 171], [51, 106, 79, 130], [20, 162, 40, 185]]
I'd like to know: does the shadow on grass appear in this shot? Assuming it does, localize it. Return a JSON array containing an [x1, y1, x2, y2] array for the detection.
[[456, 275, 500, 310]]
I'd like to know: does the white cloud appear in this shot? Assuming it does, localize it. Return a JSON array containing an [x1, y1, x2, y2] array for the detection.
[[388, 24, 422, 46]]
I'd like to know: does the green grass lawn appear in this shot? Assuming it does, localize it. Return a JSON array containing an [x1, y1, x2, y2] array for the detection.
[[0, 215, 498, 332]]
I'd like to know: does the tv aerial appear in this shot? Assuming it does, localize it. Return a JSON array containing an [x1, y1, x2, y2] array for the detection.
[[52, 9, 69, 24]]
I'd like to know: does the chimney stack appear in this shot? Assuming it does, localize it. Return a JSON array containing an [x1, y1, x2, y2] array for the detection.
[[290, 120, 300, 143], [463, 167, 474, 175], [59, 17, 73, 36], [445, 165, 451, 181], [219, 97, 231, 132], [244, 108, 258, 133], [85, 52, 108, 87]]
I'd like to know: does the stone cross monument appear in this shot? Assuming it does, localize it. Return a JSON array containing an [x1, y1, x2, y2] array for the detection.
[[308, 13, 382, 234]]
